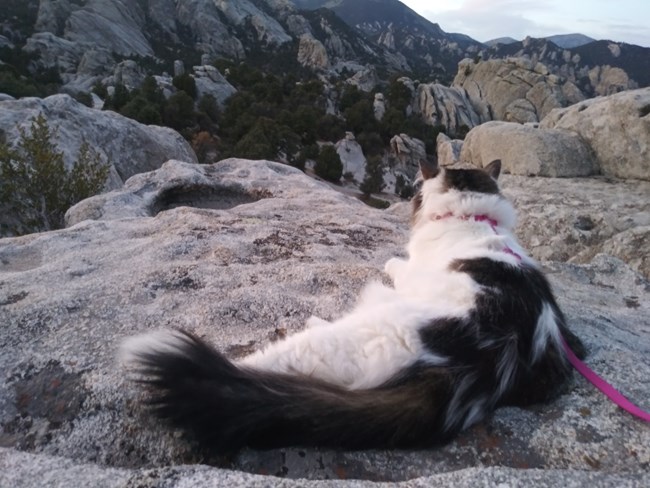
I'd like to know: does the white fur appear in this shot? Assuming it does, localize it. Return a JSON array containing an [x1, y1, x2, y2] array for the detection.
[[119, 329, 190, 367], [532, 303, 562, 363]]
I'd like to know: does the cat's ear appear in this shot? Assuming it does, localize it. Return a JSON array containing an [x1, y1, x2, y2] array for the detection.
[[484, 159, 501, 180], [419, 159, 439, 180]]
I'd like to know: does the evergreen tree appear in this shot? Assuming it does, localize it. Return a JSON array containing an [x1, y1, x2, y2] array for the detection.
[[360, 155, 385, 197], [314, 145, 343, 183], [0, 115, 109, 235]]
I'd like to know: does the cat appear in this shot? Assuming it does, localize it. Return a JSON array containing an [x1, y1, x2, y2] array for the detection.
[[120, 159, 585, 452]]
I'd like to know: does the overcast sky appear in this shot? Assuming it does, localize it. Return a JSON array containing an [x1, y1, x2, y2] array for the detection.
[[399, 0, 650, 47]]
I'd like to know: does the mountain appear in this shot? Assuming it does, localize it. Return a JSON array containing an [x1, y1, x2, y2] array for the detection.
[[290, 0, 483, 80], [545, 33, 596, 49]]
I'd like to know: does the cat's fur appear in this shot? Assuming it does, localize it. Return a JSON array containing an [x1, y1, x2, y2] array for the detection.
[[120, 160, 585, 452]]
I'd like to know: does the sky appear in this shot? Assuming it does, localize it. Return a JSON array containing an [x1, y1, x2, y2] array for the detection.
[[399, 0, 650, 47]]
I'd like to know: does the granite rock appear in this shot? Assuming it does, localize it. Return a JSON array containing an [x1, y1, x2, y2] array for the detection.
[[0, 159, 647, 485], [0, 94, 197, 191], [541, 87, 650, 181], [460, 121, 597, 177]]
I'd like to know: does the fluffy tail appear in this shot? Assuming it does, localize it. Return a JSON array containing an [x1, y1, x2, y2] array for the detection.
[[120, 329, 453, 451]]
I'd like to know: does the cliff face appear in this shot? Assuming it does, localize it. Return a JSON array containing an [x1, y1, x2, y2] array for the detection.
[[1, 159, 648, 486]]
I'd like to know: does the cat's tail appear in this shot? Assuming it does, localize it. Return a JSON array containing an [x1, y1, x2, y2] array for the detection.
[[120, 329, 453, 451]]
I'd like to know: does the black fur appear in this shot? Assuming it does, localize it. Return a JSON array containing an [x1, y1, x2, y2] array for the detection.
[[130, 330, 457, 451], [442, 167, 500, 194]]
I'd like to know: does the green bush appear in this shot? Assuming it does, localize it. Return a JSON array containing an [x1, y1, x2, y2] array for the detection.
[[360, 154, 385, 197], [314, 145, 343, 182], [0, 114, 109, 235], [172, 73, 197, 100]]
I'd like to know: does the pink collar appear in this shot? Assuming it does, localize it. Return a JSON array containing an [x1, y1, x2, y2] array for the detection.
[[431, 213, 522, 261]]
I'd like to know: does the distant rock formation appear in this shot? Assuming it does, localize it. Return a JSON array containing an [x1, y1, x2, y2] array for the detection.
[[1, 158, 648, 486], [453, 57, 585, 124], [335, 132, 366, 183], [449, 87, 649, 182], [412, 81, 486, 135]]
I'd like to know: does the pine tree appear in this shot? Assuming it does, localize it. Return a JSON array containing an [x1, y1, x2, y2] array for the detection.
[[360, 155, 385, 197], [0, 115, 109, 235], [314, 145, 343, 182]]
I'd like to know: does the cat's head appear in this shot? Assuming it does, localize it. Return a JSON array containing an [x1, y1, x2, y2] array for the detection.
[[411, 159, 503, 225]]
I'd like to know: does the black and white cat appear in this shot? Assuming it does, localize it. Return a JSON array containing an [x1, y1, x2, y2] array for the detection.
[[120, 160, 585, 451]]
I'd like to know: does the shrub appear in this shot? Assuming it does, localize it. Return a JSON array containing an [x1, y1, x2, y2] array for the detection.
[[172, 73, 198, 100], [360, 155, 385, 197], [314, 145, 343, 182], [0, 115, 109, 235]]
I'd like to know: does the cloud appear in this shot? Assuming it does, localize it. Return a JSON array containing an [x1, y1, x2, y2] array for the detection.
[[419, 6, 561, 42], [412, 0, 650, 46]]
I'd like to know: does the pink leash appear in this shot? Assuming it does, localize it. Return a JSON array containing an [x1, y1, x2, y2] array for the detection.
[[562, 337, 650, 422]]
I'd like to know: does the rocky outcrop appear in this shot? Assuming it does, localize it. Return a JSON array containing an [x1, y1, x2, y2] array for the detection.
[[541, 87, 650, 181], [65, 0, 153, 57], [191, 65, 237, 106], [0, 95, 197, 190], [460, 121, 597, 177], [389, 134, 426, 180], [335, 132, 366, 183], [588, 65, 635, 96], [345, 68, 379, 92], [373, 93, 386, 121], [485, 36, 647, 95], [453, 58, 586, 124], [103, 60, 146, 91], [436, 133, 463, 167], [413, 82, 486, 135], [215, 0, 292, 46], [0, 159, 648, 486], [297, 35, 330, 70]]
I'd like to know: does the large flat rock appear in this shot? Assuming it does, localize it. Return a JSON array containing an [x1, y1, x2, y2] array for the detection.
[[0, 159, 648, 485]]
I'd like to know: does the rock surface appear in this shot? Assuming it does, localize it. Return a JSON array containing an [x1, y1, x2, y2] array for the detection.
[[460, 121, 597, 177], [0, 159, 648, 486], [0, 94, 197, 190], [541, 87, 650, 181]]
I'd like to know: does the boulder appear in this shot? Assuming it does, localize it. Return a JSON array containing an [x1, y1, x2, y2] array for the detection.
[[453, 58, 586, 123], [104, 60, 146, 91], [461, 121, 597, 177], [436, 133, 463, 167], [335, 132, 366, 183], [297, 35, 330, 70], [389, 134, 426, 180], [0, 94, 197, 190], [373, 93, 386, 121], [345, 68, 379, 92], [588, 65, 637, 96], [191, 65, 237, 106], [0, 159, 648, 486], [541, 87, 650, 181]]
